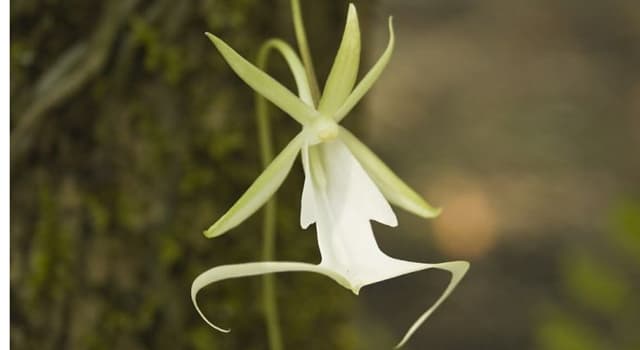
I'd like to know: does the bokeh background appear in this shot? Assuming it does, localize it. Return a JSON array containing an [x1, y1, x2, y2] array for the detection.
[[10, 0, 640, 349]]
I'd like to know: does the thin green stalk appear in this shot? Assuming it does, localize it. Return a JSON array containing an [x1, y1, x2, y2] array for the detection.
[[253, 4, 320, 348], [291, 0, 320, 105], [256, 44, 283, 350]]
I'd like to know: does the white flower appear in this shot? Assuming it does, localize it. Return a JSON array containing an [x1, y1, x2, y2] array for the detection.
[[193, 4, 469, 348]]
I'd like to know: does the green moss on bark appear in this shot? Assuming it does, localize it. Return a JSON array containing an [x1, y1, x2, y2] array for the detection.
[[11, 1, 374, 349]]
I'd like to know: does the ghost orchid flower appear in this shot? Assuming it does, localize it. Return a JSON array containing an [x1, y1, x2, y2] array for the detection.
[[193, 4, 469, 348]]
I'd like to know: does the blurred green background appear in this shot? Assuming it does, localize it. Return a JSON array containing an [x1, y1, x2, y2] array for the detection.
[[10, 0, 640, 349]]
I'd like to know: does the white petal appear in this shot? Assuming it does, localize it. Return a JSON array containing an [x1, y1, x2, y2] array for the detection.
[[191, 261, 352, 332], [299, 143, 316, 229], [393, 261, 469, 349], [304, 139, 468, 348], [303, 139, 398, 282], [317, 140, 398, 227], [338, 127, 441, 218]]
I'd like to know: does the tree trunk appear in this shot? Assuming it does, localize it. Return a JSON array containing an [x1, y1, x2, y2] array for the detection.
[[11, 0, 375, 349]]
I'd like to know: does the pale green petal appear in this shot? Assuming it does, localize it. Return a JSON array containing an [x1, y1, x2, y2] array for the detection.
[[394, 261, 469, 348], [338, 127, 441, 218], [334, 17, 394, 123], [206, 33, 317, 125], [257, 39, 314, 106], [191, 261, 351, 332], [291, 0, 321, 104], [204, 133, 304, 238], [317, 4, 361, 115]]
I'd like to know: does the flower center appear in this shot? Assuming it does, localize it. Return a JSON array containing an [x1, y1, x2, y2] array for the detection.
[[305, 115, 339, 145]]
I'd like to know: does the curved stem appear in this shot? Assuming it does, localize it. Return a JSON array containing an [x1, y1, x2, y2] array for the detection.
[[253, 4, 320, 348], [255, 51, 283, 350]]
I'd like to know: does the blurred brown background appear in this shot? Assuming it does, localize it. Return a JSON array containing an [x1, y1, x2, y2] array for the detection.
[[11, 0, 640, 349]]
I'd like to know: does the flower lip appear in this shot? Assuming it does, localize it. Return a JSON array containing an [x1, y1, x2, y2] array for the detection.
[[304, 115, 339, 145]]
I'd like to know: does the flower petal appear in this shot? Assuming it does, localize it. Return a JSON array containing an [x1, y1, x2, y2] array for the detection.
[[291, 0, 321, 103], [299, 143, 317, 229], [317, 4, 361, 116], [391, 261, 469, 348], [301, 140, 398, 234], [302, 139, 399, 283], [191, 261, 351, 332], [334, 17, 394, 123], [204, 133, 305, 238], [300, 138, 467, 347], [338, 127, 441, 218], [257, 39, 314, 107], [206, 33, 317, 125]]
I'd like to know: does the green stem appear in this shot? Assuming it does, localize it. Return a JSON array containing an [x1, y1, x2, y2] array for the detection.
[[291, 0, 321, 105], [254, 4, 319, 348], [256, 45, 283, 350]]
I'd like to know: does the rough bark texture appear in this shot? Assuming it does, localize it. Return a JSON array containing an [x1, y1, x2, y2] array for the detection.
[[11, 1, 374, 349]]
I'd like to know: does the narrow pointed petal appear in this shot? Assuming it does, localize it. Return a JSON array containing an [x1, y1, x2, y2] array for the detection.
[[317, 4, 361, 115], [204, 133, 304, 238], [334, 17, 394, 123], [338, 127, 441, 218], [206, 33, 317, 125], [393, 261, 470, 348], [191, 261, 351, 332], [257, 39, 314, 106]]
